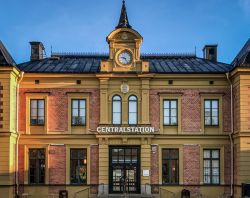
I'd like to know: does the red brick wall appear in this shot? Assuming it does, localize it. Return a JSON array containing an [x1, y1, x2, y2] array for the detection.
[[90, 145, 99, 194], [151, 145, 159, 194], [0, 83, 3, 129], [183, 145, 200, 194], [18, 88, 100, 133], [150, 88, 231, 133], [48, 145, 66, 193]]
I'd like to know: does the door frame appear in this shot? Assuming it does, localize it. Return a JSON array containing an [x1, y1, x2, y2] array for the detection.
[[109, 145, 141, 194]]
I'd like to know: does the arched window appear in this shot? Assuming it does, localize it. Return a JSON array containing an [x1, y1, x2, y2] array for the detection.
[[128, 95, 138, 125], [112, 95, 122, 124]]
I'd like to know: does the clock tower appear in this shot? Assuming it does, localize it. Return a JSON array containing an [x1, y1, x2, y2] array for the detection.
[[101, 0, 149, 73]]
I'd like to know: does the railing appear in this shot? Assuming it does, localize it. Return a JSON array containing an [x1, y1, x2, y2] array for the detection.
[[159, 188, 176, 198], [74, 187, 90, 198]]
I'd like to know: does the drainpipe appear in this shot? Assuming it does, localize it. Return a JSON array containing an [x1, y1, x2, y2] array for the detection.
[[15, 71, 24, 197], [226, 72, 234, 198]]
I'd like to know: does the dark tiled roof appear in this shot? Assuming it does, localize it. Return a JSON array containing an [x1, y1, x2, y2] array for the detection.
[[0, 41, 16, 66], [17, 53, 233, 74], [232, 38, 250, 67]]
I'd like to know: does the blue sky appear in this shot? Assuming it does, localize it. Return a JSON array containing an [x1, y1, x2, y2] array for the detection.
[[0, 0, 250, 64]]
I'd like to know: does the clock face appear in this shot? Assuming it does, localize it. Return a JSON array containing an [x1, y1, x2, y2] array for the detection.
[[118, 51, 132, 65]]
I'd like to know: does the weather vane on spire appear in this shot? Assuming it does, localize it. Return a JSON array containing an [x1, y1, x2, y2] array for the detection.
[[116, 0, 132, 29]]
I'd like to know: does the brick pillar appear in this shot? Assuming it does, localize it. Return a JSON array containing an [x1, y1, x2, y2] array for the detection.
[[183, 145, 200, 195], [151, 145, 159, 194], [48, 145, 66, 194], [90, 144, 99, 194]]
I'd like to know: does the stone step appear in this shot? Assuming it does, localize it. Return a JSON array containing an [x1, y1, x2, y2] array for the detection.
[[97, 194, 157, 198]]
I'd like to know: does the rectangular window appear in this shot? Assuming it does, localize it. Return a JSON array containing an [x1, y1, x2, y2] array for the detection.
[[71, 99, 86, 126], [203, 149, 220, 184], [70, 149, 87, 184], [204, 99, 219, 126], [163, 99, 178, 126], [29, 148, 45, 184], [30, 99, 45, 126], [162, 149, 179, 184]]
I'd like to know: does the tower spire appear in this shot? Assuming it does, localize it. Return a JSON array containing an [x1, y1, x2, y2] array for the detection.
[[116, 0, 132, 29]]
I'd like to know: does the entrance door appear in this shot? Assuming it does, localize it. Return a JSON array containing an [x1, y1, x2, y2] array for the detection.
[[109, 146, 140, 194]]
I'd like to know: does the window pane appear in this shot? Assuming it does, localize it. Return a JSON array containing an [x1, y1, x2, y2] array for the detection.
[[212, 117, 218, 125], [205, 109, 211, 117], [171, 109, 177, 117], [212, 150, 219, 158], [212, 100, 218, 108], [129, 101, 137, 112], [164, 117, 170, 125], [205, 117, 211, 125], [80, 100, 85, 109], [129, 96, 137, 101], [164, 109, 170, 117], [113, 113, 121, 124], [212, 110, 218, 117], [38, 118, 44, 125], [80, 109, 85, 117], [38, 109, 44, 117], [73, 109, 78, 117], [80, 117, 86, 125], [205, 101, 210, 108], [129, 113, 137, 124], [171, 117, 177, 125], [113, 101, 121, 113], [72, 100, 78, 108], [31, 108, 37, 117], [171, 100, 177, 108], [204, 150, 210, 158], [38, 100, 44, 108], [164, 100, 169, 108], [31, 100, 37, 108]]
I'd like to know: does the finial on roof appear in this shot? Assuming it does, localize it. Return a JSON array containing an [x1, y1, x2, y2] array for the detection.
[[116, 0, 132, 29]]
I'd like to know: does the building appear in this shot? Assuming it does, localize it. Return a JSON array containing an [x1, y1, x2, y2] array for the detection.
[[0, 1, 250, 198]]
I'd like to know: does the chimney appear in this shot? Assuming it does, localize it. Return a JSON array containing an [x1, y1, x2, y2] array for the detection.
[[203, 44, 218, 62], [30, 41, 45, 61]]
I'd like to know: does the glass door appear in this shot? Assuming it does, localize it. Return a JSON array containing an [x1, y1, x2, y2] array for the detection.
[[109, 146, 140, 194]]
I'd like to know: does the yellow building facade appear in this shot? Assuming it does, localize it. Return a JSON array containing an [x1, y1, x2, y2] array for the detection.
[[0, 1, 250, 198]]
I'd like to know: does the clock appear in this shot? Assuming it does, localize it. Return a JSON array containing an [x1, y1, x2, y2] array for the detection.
[[118, 51, 132, 65]]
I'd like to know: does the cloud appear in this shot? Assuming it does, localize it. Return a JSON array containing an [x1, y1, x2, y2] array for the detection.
[[239, 0, 250, 16]]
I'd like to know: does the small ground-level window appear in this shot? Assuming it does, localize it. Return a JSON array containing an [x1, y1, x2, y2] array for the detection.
[[162, 149, 179, 184], [29, 148, 45, 184], [70, 149, 87, 184], [30, 99, 45, 126], [203, 149, 220, 184]]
